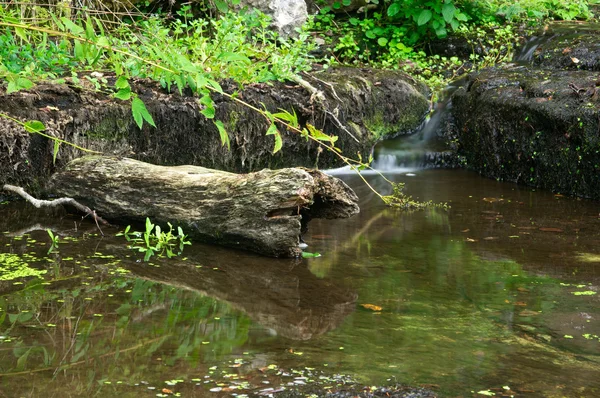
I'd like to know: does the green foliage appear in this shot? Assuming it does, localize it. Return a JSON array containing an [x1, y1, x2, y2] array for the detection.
[[311, 0, 594, 95], [492, 0, 592, 22], [131, 97, 156, 129], [46, 229, 59, 254], [117, 218, 192, 261], [382, 182, 449, 209], [0, 7, 317, 145]]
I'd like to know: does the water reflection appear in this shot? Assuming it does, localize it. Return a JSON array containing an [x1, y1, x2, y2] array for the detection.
[[1, 170, 600, 396]]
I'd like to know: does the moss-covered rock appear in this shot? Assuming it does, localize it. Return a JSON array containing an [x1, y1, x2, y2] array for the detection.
[[530, 22, 600, 71], [448, 66, 600, 199]]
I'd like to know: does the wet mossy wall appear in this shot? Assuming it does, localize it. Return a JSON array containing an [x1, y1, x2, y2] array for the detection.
[[449, 67, 600, 199], [0, 67, 429, 195]]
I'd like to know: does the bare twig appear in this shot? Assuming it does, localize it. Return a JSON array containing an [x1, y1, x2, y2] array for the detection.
[[2, 184, 109, 231], [301, 72, 343, 102]]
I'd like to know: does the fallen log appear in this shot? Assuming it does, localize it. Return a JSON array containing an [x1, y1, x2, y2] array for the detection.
[[49, 156, 359, 257]]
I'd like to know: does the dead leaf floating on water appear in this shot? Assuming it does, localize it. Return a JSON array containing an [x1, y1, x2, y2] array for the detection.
[[539, 227, 563, 232], [311, 234, 333, 240], [360, 304, 383, 311], [519, 310, 540, 317]]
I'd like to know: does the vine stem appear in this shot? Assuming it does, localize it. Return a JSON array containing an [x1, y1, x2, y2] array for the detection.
[[0, 111, 101, 154]]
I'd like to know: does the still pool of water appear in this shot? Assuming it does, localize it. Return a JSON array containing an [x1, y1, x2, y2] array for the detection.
[[0, 170, 599, 397]]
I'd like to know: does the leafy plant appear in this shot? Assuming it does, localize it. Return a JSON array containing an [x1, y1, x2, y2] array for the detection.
[[117, 218, 192, 261], [46, 229, 59, 253]]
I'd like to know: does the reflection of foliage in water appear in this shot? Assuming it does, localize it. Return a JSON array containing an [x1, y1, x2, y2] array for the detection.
[[298, 237, 600, 395], [0, 275, 252, 396]]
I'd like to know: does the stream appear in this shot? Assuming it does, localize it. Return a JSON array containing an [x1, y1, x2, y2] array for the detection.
[[1, 165, 599, 397]]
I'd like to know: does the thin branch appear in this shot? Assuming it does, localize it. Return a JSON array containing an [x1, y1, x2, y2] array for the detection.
[[2, 184, 109, 231]]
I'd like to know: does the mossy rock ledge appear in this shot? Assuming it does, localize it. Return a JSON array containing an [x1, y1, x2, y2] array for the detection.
[[448, 65, 600, 199], [0, 67, 429, 195]]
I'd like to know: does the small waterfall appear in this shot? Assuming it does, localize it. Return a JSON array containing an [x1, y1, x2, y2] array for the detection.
[[367, 78, 466, 174], [514, 21, 600, 64], [513, 34, 550, 64]]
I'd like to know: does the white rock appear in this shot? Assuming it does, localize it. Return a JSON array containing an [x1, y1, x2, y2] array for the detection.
[[239, 0, 308, 37]]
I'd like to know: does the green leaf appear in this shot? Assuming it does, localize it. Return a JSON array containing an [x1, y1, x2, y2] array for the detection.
[[307, 124, 337, 144], [143, 249, 154, 262], [442, 3, 456, 23], [176, 54, 197, 73], [365, 30, 377, 39], [214, 120, 230, 150], [342, 0, 352, 6], [24, 120, 45, 133], [207, 79, 223, 94], [417, 9, 433, 26], [52, 140, 60, 164], [387, 3, 401, 17], [114, 88, 132, 101], [266, 124, 282, 154], [60, 18, 84, 35], [18, 77, 34, 90], [6, 81, 17, 94], [85, 17, 96, 40], [272, 109, 299, 127], [214, 0, 229, 13], [199, 93, 215, 119], [16, 347, 33, 371], [115, 76, 130, 89], [455, 12, 468, 21], [131, 97, 156, 129], [74, 40, 85, 61], [14, 27, 28, 43], [377, 37, 388, 47], [195, 74, 208, 90], [217, 52, 251, 64], [273, 131, 283, 154], [302, 252, 321, 258], [50, 13, 65, 31], [7, 77, 34, 94], [174, 74, 186, 95], [266, 123, 278, 136]]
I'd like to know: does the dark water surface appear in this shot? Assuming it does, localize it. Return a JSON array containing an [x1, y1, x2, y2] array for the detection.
[[1, 170, 599, 397]]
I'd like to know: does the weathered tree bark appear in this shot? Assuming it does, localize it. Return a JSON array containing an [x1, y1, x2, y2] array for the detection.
[[49, 155, 359, 257]]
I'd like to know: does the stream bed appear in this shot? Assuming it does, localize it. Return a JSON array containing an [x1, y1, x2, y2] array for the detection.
[[1, 169, 599, 397]]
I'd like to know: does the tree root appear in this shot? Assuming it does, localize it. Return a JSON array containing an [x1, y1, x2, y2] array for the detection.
[[292, 74, 360, 143]]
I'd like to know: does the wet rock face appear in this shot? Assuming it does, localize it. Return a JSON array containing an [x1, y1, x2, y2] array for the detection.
[[449, 66, 600, 199], [533, 33, 600, 71], [0, 67, 429, 194]]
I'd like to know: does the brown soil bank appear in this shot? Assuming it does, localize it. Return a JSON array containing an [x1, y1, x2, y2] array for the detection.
[[448, 66, 600, 199], [0, 67, 429, 195]]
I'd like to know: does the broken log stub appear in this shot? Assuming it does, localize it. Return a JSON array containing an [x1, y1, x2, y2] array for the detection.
[[49, 156, 359, 257]]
